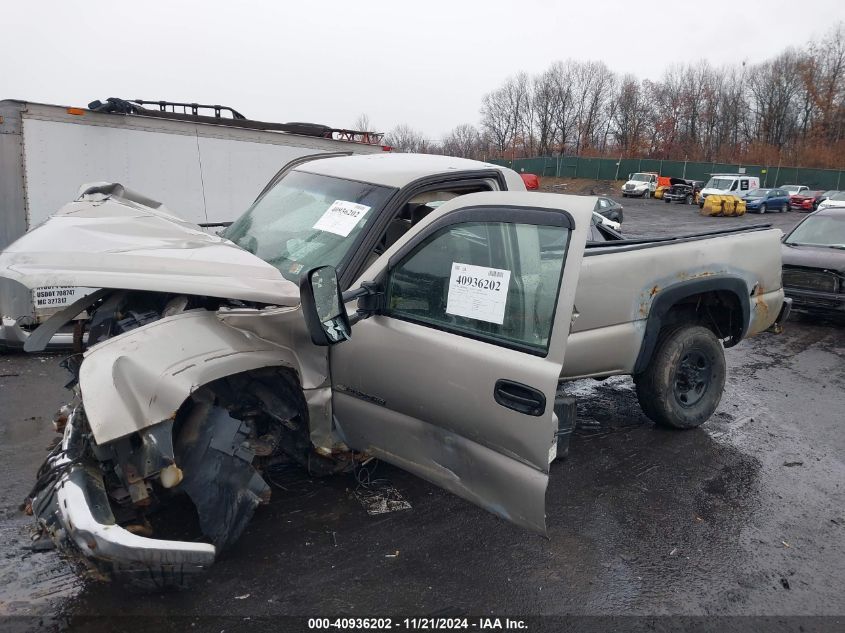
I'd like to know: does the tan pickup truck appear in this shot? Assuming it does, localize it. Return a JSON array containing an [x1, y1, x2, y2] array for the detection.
[[0, 153, 789, 588]]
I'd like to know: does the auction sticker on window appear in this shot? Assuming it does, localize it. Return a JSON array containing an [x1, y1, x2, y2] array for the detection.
[[446, 263, 511, 325], [312, 200, 371, 237]]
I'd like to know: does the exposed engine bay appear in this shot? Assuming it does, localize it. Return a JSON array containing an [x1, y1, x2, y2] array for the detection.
[[25, 291, 353, 589]]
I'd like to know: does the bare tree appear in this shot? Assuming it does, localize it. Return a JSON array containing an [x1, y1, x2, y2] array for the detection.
[[467, 22, 845, 168], [384, 124, 441, 154], [384, 124, 425, 152], [612, 75, 649, 154], [441, 124, 483, 158], [352, 113, 373, 131]]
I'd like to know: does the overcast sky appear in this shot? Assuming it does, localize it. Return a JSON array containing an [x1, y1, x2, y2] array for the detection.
[[3, 1, 842, 140]]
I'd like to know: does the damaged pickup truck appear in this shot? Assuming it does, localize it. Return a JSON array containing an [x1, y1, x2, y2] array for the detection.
[[0, 153, 790, 589]]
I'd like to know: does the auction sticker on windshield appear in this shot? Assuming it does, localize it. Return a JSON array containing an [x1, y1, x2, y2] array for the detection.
[[312, 200, 371, 237], [446, 263, 511, 325]]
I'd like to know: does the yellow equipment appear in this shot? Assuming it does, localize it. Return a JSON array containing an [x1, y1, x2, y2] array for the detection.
[[700, 195, 746, 217]]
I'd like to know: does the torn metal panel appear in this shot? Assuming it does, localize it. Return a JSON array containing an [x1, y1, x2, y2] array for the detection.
[[217, 306, 335, 451], [305, 386, 335, 454], [78, 309, 305, 445]]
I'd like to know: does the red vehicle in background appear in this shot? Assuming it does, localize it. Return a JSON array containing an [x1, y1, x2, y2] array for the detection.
[[790, 190, 825, 212], [520, 173, 540, 190]]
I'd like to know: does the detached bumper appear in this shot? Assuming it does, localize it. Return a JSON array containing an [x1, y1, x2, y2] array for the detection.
[[35, 464, 216, 587]]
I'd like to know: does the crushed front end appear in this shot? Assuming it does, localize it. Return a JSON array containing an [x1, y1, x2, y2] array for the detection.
[[28, 402, 216, 588], [25, 335, 349, 590]]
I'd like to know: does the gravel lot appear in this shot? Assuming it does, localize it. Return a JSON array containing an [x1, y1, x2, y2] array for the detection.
[[0, 196, 842, 632]]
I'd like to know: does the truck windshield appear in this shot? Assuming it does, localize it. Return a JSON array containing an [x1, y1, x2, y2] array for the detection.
[[705, 178, 734, 190], [630, 173, 651, 181], [784, 215, 845, 248], [224, 170, 394, 281]]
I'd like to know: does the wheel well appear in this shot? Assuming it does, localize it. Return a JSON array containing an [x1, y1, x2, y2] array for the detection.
[[634, 279, 750, 375], [661, 290, 743, 345]]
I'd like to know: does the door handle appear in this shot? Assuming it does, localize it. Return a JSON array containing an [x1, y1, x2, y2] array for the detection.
[[494, 379, 546, 417]]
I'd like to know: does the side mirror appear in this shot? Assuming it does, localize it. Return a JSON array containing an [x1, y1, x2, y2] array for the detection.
[[300, 266, 351, 346]]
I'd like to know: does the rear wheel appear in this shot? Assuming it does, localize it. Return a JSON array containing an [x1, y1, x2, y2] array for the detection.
[[664, 196, 671, 204], [782, 202, 789, 213], [635, 325, 726, 429]]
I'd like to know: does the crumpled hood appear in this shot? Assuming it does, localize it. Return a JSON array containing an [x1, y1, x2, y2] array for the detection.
[[782, 243, 845, 274], [0, 183, 300, 306]]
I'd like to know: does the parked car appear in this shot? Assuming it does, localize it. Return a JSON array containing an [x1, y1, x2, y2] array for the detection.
[[592, 212, 621, 234], [594, 196, 624, 223], [781, 185, 809, 195], [781, 207, 845, 315], [790, 190, 825, 212], [743, 188, 792, 214], [0, 153, 787, 588], [663, 178, 703, 205], [818, 191, 845, 211], [621, 172, 658, 198], [698, 174, 760, 208], [819, 190, 840, 204]]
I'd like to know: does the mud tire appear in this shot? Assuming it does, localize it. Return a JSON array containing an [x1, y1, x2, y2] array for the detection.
[[635, 325, 726, 429]]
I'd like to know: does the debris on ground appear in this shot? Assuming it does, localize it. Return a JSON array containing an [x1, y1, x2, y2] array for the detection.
[[354, 484, 412, 515], [352, 460, 412, 516]]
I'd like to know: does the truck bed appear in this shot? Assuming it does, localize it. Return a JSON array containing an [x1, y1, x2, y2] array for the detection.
[[561, 225, 784, 380]]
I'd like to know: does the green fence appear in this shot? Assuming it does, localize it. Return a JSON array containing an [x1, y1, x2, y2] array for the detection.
[[490, 156, 845, 190]]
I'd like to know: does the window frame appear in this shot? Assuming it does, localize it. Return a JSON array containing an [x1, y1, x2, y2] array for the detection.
[[380, 204, 575, 358], [340, 171, 508, 289]]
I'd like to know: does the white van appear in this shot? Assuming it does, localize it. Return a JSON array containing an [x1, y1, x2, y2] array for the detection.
[[698, 174, 760, 207]]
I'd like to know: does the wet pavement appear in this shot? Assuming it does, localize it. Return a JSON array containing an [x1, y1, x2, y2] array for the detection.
[[0, 198, 842, 631]]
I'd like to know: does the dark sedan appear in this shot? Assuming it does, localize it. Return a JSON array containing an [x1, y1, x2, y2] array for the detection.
[[744, 188, 791, 214], [594, 196, 623, 223], [781, 207, 845, 315]]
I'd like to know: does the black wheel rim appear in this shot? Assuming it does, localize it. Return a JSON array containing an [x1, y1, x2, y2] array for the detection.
[[674, 350, 711, 407]]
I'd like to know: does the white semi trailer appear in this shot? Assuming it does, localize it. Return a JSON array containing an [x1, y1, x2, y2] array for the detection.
[[0, 98, 387, 348]]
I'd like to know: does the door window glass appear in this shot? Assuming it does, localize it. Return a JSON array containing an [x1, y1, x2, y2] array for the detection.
[[386, 221, 569, 353], [740, 179, 749, 191]]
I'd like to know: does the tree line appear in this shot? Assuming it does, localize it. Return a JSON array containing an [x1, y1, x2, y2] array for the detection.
[[373, 23, 844, 170]]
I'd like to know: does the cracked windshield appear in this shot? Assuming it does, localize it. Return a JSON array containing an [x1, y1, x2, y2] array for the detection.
[[225, 170, 394, 281]]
